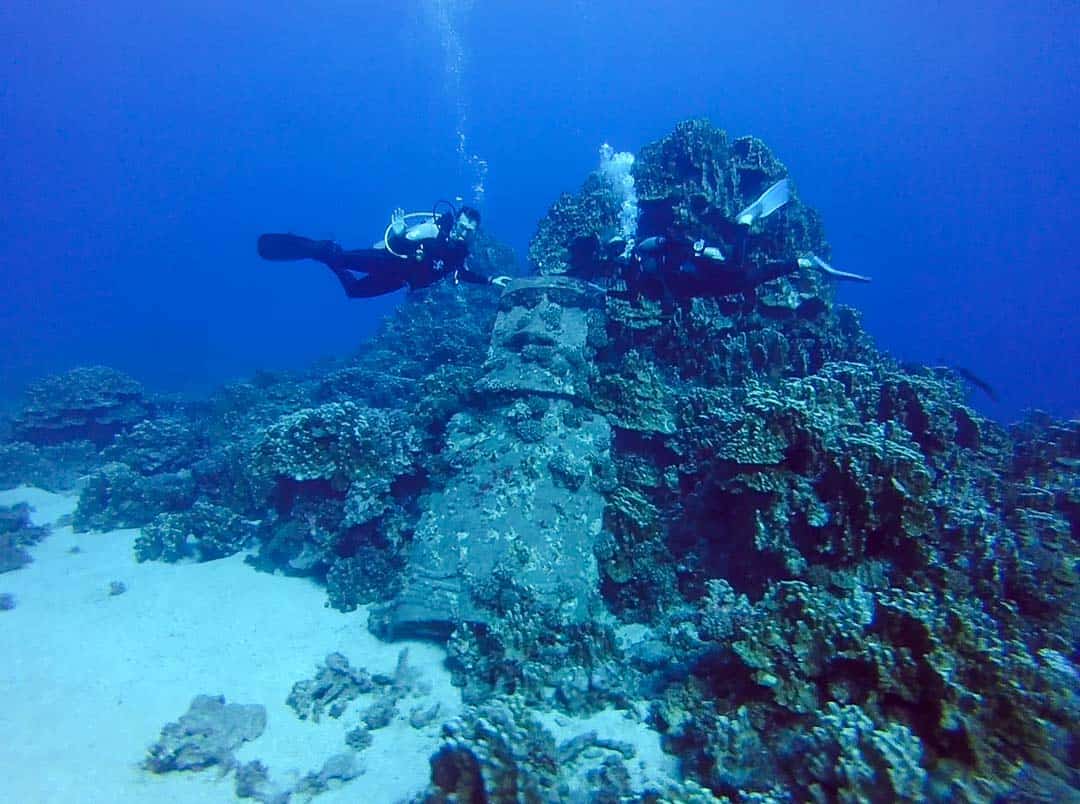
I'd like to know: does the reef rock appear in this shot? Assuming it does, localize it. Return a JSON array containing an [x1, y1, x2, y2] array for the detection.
[[144, 694, 266, 774]]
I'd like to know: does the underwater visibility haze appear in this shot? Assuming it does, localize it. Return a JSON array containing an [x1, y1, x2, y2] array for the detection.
[[2, 0, 1077, 420], [0, 1, 1078, 802]]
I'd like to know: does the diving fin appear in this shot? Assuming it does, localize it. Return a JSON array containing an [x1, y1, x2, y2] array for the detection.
[[735, 178, 791, 226], [804, 254, 872, 283], [950, 366, 999, 402], [257, 233, 339, 262]]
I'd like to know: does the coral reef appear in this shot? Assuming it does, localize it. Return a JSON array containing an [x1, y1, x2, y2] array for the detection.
[[2, 119, 1077, 801], [253, 401, 421, 533], [135, 501, 248, 562], [73, 462, 197, 531], [416, 698, 711, 803], [422, 700, 624, 802], [519, 119, 1079, 799], [11, 366, 152, 447], [0, 440, 99, 491]]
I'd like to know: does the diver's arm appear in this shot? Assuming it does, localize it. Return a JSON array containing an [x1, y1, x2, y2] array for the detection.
[[455, 265, 510, 287]]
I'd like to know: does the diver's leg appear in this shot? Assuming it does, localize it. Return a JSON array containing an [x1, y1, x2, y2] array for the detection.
[[323, 250, 409, 297], [259, 235, 410, 296], [695, 273, 742, 298], [257, 234, 343, 267], [324, 250, 411, 297], [334, 249, 404, 272], [746, 259, 799, 288], [693, 260, 794, 297], [332, 269, 408, 298]]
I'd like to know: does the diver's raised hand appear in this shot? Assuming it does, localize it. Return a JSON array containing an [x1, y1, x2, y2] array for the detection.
[[390, 207, 406, 234]]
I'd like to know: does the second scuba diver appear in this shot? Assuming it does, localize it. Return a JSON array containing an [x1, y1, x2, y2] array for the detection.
[[636, 179, 870, 298], [570, 179, 870, 301], [257, 202, 511, 298]]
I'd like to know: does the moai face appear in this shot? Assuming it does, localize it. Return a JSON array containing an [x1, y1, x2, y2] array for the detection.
[[476, 277, 603, 399]]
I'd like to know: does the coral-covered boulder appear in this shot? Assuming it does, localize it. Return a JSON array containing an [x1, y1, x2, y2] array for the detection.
[[73, 462, 197, 531], [254, 402, 419, 487], [11, 366, 152, 447]]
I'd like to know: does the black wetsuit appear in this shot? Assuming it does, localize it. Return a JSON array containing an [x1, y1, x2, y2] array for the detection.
[[631, 227, 799, 299], [325, 230, 491, 297], [257, 219, 493, 298]]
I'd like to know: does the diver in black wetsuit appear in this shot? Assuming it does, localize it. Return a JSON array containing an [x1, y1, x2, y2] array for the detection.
[[629, 179, 871, 300], [257, 203, 511, 298], [630, 231, 801, 298], [568, 179, 870, 301]]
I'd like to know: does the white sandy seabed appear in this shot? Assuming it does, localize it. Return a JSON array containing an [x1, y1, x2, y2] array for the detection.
[[0, 487, 677, 803]]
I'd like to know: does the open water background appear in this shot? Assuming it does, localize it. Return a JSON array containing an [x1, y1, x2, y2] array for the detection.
[[2, 1, 1076, 421]]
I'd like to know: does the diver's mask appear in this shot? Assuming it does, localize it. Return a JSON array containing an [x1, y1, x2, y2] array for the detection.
[[449, 212, 478, 243]]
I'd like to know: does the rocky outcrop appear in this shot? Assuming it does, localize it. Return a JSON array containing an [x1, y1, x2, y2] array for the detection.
[[144, 695, 266, 774]]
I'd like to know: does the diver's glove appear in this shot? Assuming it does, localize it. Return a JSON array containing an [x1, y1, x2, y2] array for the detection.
[[490, 275, 512, 288]]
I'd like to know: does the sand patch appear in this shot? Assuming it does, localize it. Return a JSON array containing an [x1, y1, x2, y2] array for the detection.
[[0, 487, 458, 803]]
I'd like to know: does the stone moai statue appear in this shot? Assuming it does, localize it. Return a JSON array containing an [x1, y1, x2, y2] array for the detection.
[[374, 277, 613, 639]]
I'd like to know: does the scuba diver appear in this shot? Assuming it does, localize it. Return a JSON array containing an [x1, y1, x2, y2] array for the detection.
[[257, 202, 511, 298], [630, 179, 871, 299], [568, 179, 869, 300]]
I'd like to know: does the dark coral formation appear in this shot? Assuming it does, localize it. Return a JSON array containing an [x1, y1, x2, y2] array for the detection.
[[415, 699, 717, 803], [2, 120, 1077, 801], [0, 502, 49, 573], [0, 366, 149, 491]]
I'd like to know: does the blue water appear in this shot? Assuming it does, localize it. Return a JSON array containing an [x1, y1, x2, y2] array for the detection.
[[2, 1, 1077, 421]]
